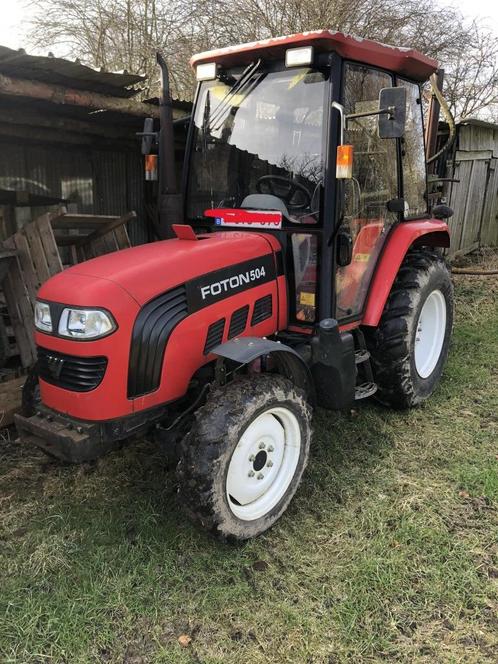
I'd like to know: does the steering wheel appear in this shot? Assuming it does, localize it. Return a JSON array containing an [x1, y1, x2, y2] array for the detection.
[[256, 175, 311, 210]]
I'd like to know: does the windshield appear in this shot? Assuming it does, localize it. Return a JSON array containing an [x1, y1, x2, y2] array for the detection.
[[186, 66, 329, 223]]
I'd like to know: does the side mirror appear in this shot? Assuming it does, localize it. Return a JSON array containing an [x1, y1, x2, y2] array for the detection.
[[378, 87, 406, 139], [137, 117, 157, 155]]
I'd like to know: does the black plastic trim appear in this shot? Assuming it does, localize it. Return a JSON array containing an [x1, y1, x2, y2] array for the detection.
[[38, 346, 107, 392], [128, 285, 188, 398]]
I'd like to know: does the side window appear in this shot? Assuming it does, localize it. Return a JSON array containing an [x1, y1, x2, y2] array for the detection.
[[399, 80, 427, 218], [336, 64, 398, 319]]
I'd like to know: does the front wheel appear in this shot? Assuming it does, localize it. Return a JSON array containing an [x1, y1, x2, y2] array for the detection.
[[364, 249, 454, 408], [177, 374, 312, 540]]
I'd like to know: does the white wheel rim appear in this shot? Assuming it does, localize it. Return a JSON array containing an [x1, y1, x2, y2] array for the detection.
[[226, 406, 301, 521], [414, 289, 447, 379]]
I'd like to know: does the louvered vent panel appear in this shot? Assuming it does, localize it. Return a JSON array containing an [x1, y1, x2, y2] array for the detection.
[[228, 305, 249, 339], [204, 318, 225, 355], [251, 294, 272, 325]]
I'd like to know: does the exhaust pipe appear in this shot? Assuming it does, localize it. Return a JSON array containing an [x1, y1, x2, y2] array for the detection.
[[156, 52, 183, 238]]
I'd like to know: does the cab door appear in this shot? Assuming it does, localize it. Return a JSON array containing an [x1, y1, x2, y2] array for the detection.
[[335, 64, 399, 320]]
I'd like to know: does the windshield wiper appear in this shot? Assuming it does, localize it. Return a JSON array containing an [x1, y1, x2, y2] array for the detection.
[[208, 59, 262, 132]]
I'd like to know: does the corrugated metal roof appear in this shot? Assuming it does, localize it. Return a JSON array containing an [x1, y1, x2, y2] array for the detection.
[[0, 45, 145, 98]]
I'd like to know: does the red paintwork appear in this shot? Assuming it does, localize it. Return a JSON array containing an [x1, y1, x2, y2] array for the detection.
[[204, 208, 283, 227], [36, 232, 286, 421], [43, 232, 272, 306], [191, 31, 438, 82], [338, 320, 361, 332], [172, 224, 198, 240], [362, 219, 450, 327]]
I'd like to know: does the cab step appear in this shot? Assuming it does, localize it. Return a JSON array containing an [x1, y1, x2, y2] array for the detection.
[[355, 349, 371, 364], [355, 381, 378, 400]]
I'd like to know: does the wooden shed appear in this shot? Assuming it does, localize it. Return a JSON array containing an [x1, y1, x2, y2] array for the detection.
[[0, 45, 191, 246], [442, 119, 498, 256]]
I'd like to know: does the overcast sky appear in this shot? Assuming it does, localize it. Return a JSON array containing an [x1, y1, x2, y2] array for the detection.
[[0, 0, 497, 54]]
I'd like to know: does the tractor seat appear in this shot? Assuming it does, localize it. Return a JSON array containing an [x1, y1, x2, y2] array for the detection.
[[240, 194, 290, 217]]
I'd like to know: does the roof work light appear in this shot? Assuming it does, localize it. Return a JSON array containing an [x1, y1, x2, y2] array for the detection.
[[196, 62, 217, 81], [285, 46, 314, 67]]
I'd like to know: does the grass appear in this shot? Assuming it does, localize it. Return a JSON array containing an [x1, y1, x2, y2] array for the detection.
[[1, 250, 497, 663]]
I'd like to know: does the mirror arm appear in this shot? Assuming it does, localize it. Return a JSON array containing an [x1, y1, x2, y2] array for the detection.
[[345, 105, 395, 124]]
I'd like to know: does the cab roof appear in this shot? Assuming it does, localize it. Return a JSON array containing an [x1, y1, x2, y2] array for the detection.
[[191, 31, 438, 82]]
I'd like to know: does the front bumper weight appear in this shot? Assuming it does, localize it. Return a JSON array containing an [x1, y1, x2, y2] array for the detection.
[[14, 407, 121, 463]]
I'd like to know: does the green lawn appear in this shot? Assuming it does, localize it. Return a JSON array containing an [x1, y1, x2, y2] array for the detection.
[[1, 254, 497, 663]]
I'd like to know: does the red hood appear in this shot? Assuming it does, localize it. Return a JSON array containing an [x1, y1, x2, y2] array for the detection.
[[38, 232, 275, 306]]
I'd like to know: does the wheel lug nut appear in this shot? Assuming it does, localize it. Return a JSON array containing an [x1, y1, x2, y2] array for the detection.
[[249, 454, 255, 462], [267, 445, 274, 452], [257, 473, 264, 480], [267, 460, 273, 468], [259, 442, 266, 450], [248, 470, 255, 478]]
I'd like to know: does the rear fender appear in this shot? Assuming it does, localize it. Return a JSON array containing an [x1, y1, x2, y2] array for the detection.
[[212, 337, 315, 403], [362, 220, 450, 327]]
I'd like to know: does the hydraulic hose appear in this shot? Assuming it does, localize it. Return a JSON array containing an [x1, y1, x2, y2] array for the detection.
[[427, 73, 456, 164]]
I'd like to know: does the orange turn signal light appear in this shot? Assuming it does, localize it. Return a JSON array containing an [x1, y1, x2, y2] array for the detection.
[[145, 154, 158, 181], [336, 144, 353, 179]]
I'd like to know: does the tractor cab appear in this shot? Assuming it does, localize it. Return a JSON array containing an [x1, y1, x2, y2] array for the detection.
[[181, 32, 437, 332]]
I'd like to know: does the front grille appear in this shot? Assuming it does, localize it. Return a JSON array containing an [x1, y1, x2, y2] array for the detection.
[[251, 294, 273, 325], [228, 305, 249, 339], [38, 347, 107, 392], [204, 318, 225, 355], [128, 285, 188, 398]]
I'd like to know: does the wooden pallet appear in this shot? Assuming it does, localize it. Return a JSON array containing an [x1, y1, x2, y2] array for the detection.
[[2, 207, 136, 368]]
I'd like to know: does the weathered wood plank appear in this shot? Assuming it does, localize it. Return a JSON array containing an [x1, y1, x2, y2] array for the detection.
[[80, 212, 136, 247], [88, 235, 111, 257], [3, 264, 36, 367], [23, 222, 51, 284], [455, 150, 493, 162], [51, 214, 120, 230], [460, 159, 488, 252], [9, 233, 40, 302], [112, 225, 130, 250], [480, 160, 498, 247], [448, 160, 472, 255], [37, 213, 63, 276]]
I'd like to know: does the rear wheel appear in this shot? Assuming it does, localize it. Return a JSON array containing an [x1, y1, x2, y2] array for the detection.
[[177, 374, 312, 540], [364, 249, 453, 408]]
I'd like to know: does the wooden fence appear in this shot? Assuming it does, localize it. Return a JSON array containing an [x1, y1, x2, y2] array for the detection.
[[445, 120, 498, 256]]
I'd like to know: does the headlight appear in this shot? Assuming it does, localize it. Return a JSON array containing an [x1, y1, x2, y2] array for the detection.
[[58, 308, 116, 339], [34, 301, 52, 332]]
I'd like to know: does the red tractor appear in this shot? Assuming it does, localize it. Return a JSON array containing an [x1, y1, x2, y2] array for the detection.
[[16, 32, 454, 540]]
